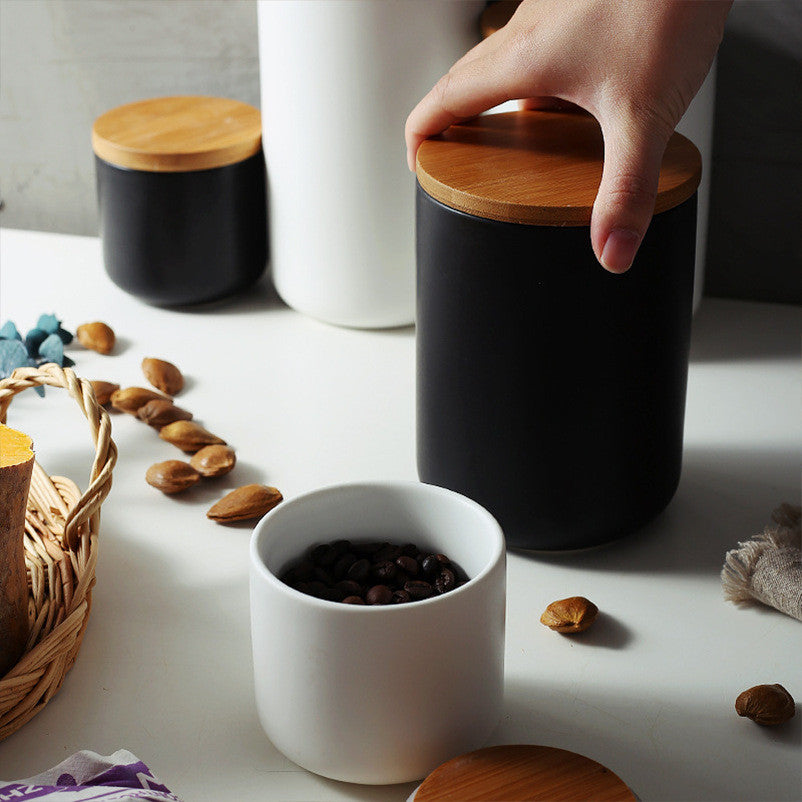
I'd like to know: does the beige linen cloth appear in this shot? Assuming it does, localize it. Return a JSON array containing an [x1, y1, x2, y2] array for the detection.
[[722, 503, 802, 621]]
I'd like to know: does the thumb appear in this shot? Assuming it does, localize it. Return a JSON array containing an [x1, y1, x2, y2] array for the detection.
[[590, 118, 670, 274]]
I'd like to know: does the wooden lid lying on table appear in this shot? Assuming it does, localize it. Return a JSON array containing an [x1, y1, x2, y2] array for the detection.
[[416, 110, 701, 226], [92, 96, 262, 172], [413, 744, 637, 801]]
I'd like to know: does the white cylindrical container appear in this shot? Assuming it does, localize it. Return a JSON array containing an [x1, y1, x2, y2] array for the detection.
[[257, 0, 484, 328], [250, 481, 506, 784], [675, 59, 717, 313]]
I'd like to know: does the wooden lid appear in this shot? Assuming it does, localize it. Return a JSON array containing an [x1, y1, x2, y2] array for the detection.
[[416, 110, 701, 226], [92, 96, 262, 172], [414, 744, 637, 801]]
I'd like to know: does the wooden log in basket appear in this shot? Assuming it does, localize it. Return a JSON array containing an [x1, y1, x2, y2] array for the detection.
[[0, 424, 34, 676]]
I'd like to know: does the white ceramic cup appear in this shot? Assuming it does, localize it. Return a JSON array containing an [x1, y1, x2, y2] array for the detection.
[[249, 481, 506, 785]]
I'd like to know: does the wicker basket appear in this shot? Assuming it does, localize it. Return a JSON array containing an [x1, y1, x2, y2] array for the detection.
[[0, 363, 116, 741]]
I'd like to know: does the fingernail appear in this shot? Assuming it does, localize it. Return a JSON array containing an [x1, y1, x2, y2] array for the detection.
[[600, 229, 640, 273]]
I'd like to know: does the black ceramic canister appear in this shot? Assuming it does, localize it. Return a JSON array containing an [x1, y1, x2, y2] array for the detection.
[[415, 111, 702, 550], [92, 96, 267, 306]]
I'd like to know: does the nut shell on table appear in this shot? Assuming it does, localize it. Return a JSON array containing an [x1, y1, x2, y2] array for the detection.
[[76, 321, 116, 354], [159, 420, 225, 453], [145, 460, 201, 494], [190, 444, 236, 477], [735, 684, 795, 726], [142, 357, 184, 396], [110, 386, 168, 414], [90, 380, 120, 406], [207, 484, 283, 522], [137, 398, 193, 429], [540, 596, 599, 633]]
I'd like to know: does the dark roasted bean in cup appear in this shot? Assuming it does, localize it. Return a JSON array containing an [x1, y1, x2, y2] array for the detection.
[[335, 579, 363, 598], [392, 590, 412, 604], [334, 552, 357, 579], [435, 567, 457, 594], [374, 543, 402, 563], [311, 543, 337, 567], [396, 555, 418, 576], [421, 555, 442, 576], [372, 560, 397, 583], [347, 558, 371, 583], [366, 585, 394, 605], [405, 579, 436, 601]]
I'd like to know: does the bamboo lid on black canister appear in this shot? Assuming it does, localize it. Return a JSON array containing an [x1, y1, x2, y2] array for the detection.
[[415, 110, 702, 226], [92, 96, 262, 173]]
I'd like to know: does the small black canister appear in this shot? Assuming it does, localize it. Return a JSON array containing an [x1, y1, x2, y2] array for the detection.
[[416, 110, 701, 550], [93, 96, 267, 306]]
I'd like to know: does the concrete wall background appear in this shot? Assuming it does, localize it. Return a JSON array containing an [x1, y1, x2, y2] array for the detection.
[[1, 0, 799, 303]]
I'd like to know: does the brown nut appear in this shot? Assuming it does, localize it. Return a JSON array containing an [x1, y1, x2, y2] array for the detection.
[[735, 684, 795, 726], [159, 420, 225, 453], [137, 398, 193, 429], [142, 357, 184, 396], [76, 321, 116, 354], [145, 460, 201, 494], [190, 444, 236, 477], [110, 386, 168, 414], [90, 380, 120, 406], [540, 596, 599, 633], [207, 484, 283, 522]]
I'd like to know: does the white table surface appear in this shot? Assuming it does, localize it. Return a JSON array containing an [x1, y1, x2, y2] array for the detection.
[[0, 227, 800, 801]]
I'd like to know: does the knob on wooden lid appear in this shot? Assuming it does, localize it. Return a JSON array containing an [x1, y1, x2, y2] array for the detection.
[[416, 110, 702, 226], [92, 96, 262, 173], [413, 744, 637, 802]]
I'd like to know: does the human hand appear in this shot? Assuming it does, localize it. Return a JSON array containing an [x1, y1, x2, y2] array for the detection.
[[405, 0, 732, 273]]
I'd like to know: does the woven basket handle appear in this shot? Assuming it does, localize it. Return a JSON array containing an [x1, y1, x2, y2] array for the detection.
[[0, 363, 117, 549]]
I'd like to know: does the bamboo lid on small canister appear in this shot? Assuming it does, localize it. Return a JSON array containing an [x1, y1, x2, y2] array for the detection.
[[416, 110, 702, 226], [92, 96, 262, 173]]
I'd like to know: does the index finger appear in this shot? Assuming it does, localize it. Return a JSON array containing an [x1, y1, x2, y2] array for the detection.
[[404, 53, 515, 171]]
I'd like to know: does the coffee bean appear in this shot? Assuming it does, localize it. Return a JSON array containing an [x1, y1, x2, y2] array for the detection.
[[347, 558, 371, 583], [303, 580, 328, 599], [392, 590, 412, 604], [374, 543, 402, 563], [333, 552, 357, 580], [322, 584, 345, 602], [331, 539, 352, 556], [405, 579, 435, 601], [395, 555, 418, 576], [366, 585, 393, 605], [342, 595, 365, 605], [372, 560, 397, 584], [313, 566, 334, 585], [421, 555, 441, 576], [435, 567, 456, 594], [286, 559, 314, 583], [335, 579, 362, 598], [311, 543, 337, 567]]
